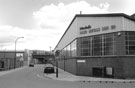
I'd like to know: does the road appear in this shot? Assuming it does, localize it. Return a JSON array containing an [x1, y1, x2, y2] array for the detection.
[[0, 65, 81, 88], [0, 65, 135, 88]]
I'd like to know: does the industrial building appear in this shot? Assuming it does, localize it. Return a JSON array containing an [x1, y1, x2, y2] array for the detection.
[[54, 13, 135, 79], [0, 50, 28, 70], [0, 49, 53, 71]]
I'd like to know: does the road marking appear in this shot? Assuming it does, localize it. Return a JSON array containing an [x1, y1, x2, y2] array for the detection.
[[37, 74, 52, 79], [37, 74, 45, 79]]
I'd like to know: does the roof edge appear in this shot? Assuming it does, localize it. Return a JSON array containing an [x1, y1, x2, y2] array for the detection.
[[54, 13, 135, 50]]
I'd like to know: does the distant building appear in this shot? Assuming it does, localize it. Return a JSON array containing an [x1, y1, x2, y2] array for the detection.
[[0, 50, 28, 70], [54, 13, 135, 79]]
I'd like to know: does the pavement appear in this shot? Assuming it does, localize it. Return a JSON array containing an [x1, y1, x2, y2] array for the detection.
[[0, 66, 27, 76], [44, 67, 135, 83], [1, 65, 135, 83]]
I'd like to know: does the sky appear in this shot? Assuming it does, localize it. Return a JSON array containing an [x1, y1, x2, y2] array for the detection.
[[0, 0, 135, 51]]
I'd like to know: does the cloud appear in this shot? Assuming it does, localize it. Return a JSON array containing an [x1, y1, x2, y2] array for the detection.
[[33, 1, 109, 30], [32, 1, 109, 49], [122, 0, 135, 15], [99, 2, 110, 10], [33, 1, 109, 33], [0, 25, 58, 50], [2, 0, 135, 51], [0, 1, 110, 50]]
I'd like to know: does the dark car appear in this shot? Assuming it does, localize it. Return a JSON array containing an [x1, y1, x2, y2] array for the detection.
[[44, 64, 55, 73], [29, 63, 34, 67]]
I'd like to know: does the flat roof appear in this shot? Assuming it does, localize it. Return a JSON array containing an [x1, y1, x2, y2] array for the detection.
[[54, 13, 135, 50]]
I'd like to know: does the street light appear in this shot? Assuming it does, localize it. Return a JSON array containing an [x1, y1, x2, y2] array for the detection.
[[55, 50, 60, 78], [14, 37, 24, 69], [49, 46, 52, 53]]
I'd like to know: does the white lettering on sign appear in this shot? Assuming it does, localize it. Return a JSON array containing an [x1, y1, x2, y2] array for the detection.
[[77, 60, 86, 63]]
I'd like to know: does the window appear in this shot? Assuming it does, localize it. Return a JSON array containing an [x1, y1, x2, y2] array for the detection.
[[60, 39, 77, 59], [63, 47, 67, 58], [80, 37, 89, 56], [80, 33, 116, 56], [71, 40, 77, 57], [103, 34, 116, 55], [67, 44, 71, 58], [125, 31, 135, 55], [93, 35, 102, 56]]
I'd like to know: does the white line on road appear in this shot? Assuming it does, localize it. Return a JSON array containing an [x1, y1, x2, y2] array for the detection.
[[37, 74, 45, 79], [37, 74, 52, 80]]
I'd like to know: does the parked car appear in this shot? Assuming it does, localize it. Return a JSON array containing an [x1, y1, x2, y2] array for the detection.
[[44, 64, 55, 73], [29, 63, 34, 67]]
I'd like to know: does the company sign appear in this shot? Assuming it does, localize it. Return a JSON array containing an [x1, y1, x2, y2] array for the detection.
[[79, 25, 116, 35], [80, 25, 91, 30]]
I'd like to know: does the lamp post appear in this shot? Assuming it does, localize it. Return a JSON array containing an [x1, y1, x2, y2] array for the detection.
[[55, 50, 60, 78], [49, 46, 51, 52], [14, 37, 24, 69]]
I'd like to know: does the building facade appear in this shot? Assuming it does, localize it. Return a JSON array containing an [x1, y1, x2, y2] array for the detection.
[[54, 13, 135, 79], [0, 50, 28, 70]]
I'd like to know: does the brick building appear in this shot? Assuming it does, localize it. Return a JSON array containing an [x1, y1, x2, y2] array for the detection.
[[0, 50, 28, 70], [54, 13, 135, 79]]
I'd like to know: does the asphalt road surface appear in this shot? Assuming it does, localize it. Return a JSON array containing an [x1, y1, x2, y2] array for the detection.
[[0, 65, 135, 88], [0, 65, 81, 88]]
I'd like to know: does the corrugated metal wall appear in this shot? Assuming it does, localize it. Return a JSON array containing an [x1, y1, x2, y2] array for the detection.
[[123, 17, 135, 31]]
